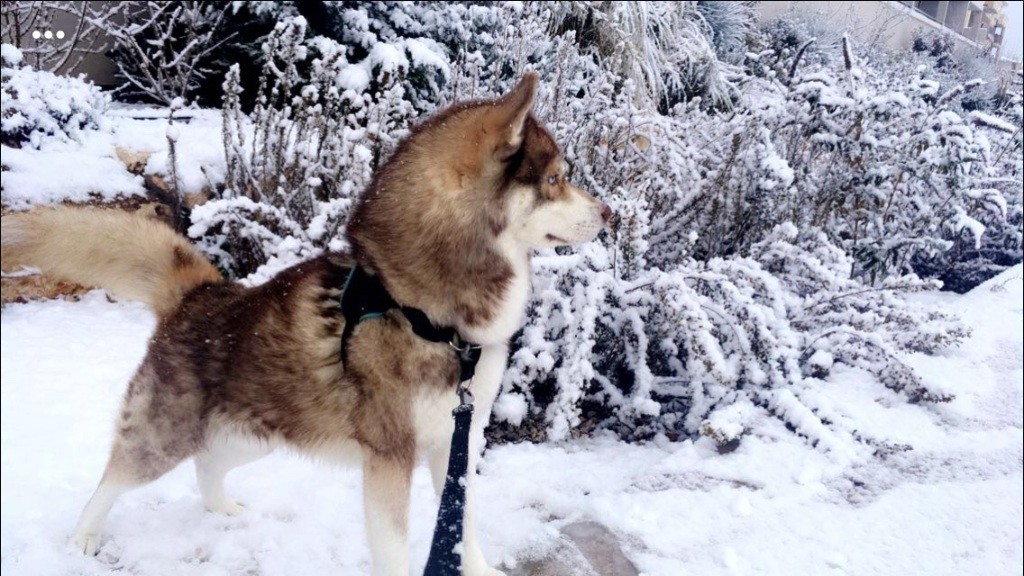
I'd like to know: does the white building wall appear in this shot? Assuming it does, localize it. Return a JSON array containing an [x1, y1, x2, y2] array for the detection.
[[756, 1, 983, 54]]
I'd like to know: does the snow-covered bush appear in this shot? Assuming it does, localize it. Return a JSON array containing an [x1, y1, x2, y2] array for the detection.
[[550, 1, 737, 111], [911, 31, 959, 72], [912, 94, 1024, 292], [695, 1, 757, 64], [678, 37, 1013, 286], [1, 44, 108, 148], [487, 10, 976, 449], [746, 11, 842, 85], [179, 3, 1013, 455], [192, 3, 514, 278], [501, 217, 969, 448], [193, 13, 452, 278], [496, 56, 973, 444], [192, 18, 350, 278], [187, 2, 291, 109]]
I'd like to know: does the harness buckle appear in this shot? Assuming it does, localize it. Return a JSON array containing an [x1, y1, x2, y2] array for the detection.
[[448, 335, 480, 359], [448, 333, 471, 352]]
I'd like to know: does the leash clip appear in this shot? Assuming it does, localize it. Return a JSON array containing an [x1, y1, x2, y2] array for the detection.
[[457, 381, 474, 407], [449, 333, 482, 386]]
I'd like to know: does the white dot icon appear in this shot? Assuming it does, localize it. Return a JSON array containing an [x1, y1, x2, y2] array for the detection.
[[44, 30, 53, 39], [32, 30, 41, 39], [56, 30, 65, 39]]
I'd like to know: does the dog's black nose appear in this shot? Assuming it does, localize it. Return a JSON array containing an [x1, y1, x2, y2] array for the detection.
[[600, 203, 613, 223]]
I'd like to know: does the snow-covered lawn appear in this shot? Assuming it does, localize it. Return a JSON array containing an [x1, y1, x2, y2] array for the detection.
[[1, 268, 1021, 575]]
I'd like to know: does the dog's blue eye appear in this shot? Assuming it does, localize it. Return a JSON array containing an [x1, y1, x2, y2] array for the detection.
[[547, 175, 558, 186]]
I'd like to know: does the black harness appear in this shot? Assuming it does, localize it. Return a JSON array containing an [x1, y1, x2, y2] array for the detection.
[[339, 266, 482, 383], [339, 265, 481, 575]]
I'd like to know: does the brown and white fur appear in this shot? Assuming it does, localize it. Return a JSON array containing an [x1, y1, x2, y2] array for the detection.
[[0, 73, 610, 575]]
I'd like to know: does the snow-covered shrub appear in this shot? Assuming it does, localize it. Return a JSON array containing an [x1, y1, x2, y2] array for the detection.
[[189, 2, 293, 109], [746, 11, 841, 84], [298, 1, 487, 109], [193, 3, 509, 278], [491, 18, 973, 448], [676, 37, 1013, 286], [177, 3, 1010, 455], [193, 18, 358, 278], [750, 225, 967, 399], [550, 1, 737, 111], [104, 1, 235, 105], [911, 31, 959, 71], [101, 1, 291, 108], [195, 12, 452, 278], [501, 207, 969, 448], [912, 95, 1024, 292], [901, 30, 1007, 114], [695, 1, 756, 64], [1, 44, 108, 148]]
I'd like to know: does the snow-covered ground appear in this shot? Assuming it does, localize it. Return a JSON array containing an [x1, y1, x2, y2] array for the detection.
[[2, 106, 225, 209], [1, 268, 1021, 575]]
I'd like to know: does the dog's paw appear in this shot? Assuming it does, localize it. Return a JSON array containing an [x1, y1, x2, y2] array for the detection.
[[205, 499, 246, 516], [71, 531, 100, 556]]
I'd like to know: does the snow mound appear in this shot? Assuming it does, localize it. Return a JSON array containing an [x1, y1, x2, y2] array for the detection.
[[1, 139, 144, 208], [1, 44, 109, 148]]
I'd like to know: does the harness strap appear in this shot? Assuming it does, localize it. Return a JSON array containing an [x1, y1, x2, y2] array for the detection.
[[339, 266, 482, 381]]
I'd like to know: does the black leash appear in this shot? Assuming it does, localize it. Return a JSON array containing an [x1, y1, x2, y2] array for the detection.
[[423, 383, 474, 576], [338, 265, 482, 575]]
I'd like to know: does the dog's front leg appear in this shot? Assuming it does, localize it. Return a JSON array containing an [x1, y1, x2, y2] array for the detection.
[[363, 451, 414, 576]]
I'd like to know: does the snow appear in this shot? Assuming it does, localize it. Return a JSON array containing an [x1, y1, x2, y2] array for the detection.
[[952, 207, 987, 249], [338, 64, 371, 92], [0, 44, 23, 65], [1, 106, 226, 209], [969, 111, 1018, 134], [109, 107, 226, 196], [404, 39, 450, 75], [1, 268, 1021, 575], [368, 42, 409, 75], [0, 141, 145, 209], [807, 348, 834, 371]]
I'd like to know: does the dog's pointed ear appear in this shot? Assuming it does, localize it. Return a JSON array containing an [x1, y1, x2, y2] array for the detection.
[[494, 72, 538, 161]]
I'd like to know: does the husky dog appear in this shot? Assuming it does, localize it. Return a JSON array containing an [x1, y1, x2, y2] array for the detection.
[[1, 73, 610, 575]]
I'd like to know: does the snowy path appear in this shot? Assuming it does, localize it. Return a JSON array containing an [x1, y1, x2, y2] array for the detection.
[[1, 269, 1022, 575]]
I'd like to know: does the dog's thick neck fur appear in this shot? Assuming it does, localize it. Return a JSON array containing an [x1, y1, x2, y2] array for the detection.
[[346, 75, 558, 345]]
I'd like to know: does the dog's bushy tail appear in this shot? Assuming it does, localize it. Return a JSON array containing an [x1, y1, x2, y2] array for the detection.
[[1, 207, 222, 316]]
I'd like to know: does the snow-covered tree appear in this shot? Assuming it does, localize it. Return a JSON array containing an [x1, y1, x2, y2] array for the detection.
[[0, 1, 116, 75], [103, 1, 235, 105]]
